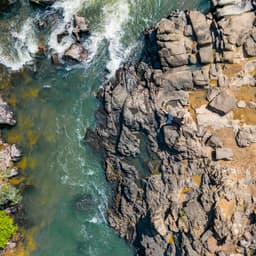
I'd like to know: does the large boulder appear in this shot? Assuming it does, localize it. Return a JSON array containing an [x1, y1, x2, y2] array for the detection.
[[188, 11, 212, 46], [154, 69, 193, 90], [158, 41, 188, 67], [208, 91, 236, 116], [199, 46, 213, 64], [63, 44, 88, 62]]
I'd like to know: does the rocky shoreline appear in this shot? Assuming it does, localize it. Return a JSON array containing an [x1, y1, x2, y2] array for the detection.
[[87, 1, 256, 255], [0, 97, 23, 254]]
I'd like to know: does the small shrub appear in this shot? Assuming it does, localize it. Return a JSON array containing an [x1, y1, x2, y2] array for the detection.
[[0, 210, 18, 248]]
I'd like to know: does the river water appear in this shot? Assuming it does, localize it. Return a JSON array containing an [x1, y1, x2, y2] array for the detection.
[[0, 0, 209, 255]]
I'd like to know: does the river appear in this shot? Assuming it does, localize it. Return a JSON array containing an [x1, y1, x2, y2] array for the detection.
[[0, 0, 209, 255]]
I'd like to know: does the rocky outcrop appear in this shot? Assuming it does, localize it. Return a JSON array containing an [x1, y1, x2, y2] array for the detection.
[[0, 97, 16, 126], [87, 1, 256, 256], [63, 43, 88, 63]]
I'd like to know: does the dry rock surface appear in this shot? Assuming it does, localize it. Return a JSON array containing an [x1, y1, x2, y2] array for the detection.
[[87, 1, 256, 255]]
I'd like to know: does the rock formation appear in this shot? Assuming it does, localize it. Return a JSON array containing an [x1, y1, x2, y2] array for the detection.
[[87, 1, 256, 255]]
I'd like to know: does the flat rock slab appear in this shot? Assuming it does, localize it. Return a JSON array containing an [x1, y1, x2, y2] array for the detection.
[[208, 91, 236, 116], [215, 148, 233, 161], [196, 105, 233, 129]]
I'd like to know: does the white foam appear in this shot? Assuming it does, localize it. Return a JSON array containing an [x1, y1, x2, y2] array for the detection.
[[0, 18, 38, 70], [48, 0, 87, 54], [87, 0, 132, 77]]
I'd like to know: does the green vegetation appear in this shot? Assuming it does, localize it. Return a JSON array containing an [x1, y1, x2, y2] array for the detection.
[[0, 183, 22, 206], [0, 210, 18, 248]]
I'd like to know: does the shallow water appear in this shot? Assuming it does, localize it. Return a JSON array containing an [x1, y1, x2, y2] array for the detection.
[[0, 0, 209, 255]]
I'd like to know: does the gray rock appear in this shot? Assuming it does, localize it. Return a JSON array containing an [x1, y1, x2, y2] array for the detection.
[[154, 69, 193, 90], [193, 69, 209, 87], [73, 15, 89, 33], [207, 87, 221, 102], [189, 11, 212, 46], [236, 126, 256, 147], [10, 144, 22, 162], [208, 91, 236, 115], [215, 148, 233, 160], [117, 126, 140, 157], [0, 98, 16, 126], [199, 46, 213, 64], [63, 44, 88, 62], [244, 37, 256, 57], [206, 135, 223, 148], [185, 200, 207, 227], [158, 44, 188, 67]]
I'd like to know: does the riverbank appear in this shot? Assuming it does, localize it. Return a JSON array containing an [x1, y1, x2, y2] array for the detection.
[[89, 0, 256, 255], [0, 66, 23, 254]]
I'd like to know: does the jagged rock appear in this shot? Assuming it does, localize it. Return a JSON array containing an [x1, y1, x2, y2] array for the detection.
[[215, 148, 233, 160], [154, 69, 193, 90], [158, 41, 188, 67], [193, 69, 210, 87], [244, 36, 256, 57], [89, 6, 256, 256], [51, 53, 61, 65], [73, 15, 89, 34], [72, 15, 89, 42], [214, 1, 254, 18], [188, 10, 212, 46], [10, 144, 22, 162], [185, 200, 207, 227], [29, 0, 56, 6], [206, 135, 223, 148], [208, 91, 236, 115], [117, 126, 140, 157], [0, 98, 16, 126], [207, 87, 221, 101], [63, 44, 88, 62], [199, 46, 213, 64], [236, 126, 256, 147]]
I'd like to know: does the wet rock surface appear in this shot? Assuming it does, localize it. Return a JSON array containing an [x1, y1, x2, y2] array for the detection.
[[88, 1, 256, 256]]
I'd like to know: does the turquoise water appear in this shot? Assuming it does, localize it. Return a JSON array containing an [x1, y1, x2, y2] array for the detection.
[[0, 0, 209, 255]]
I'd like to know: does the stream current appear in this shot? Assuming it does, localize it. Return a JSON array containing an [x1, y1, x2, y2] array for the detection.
[[0, 0, 209, 255]]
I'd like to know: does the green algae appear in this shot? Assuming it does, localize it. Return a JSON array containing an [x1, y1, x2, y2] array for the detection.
[[0, 211, 18, 249]]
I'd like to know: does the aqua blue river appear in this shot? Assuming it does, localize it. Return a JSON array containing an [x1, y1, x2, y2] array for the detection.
[[0, 0, 209, 255]]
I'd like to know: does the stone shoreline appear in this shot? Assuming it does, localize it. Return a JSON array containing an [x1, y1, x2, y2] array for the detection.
[[0, 97, 23, 254], [87, 1, 256, 255]]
